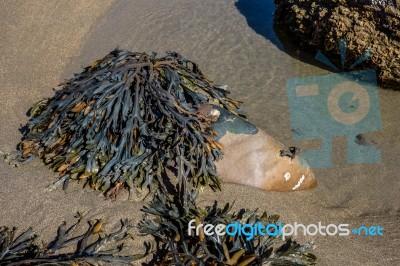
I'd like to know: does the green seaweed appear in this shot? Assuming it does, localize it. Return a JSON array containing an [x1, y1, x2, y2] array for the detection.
[[18, 49, 245, 201], [0, 214, 143, 265], [139, 194, 316, 265]]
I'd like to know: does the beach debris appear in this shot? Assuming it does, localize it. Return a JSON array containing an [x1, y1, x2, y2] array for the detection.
[[0, 214, 144, 265], [354, 133, 376, 146], [138, 193, 317, 265], [279, 146, 299, 160], [17, 49, 245, 200]]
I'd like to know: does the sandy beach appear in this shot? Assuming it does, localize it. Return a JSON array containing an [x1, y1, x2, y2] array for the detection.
[[1, 1, 399, 265]]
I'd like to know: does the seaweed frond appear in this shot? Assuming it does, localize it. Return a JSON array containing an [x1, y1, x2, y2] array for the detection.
[[139, 194, 316, 265], [0, 214, 143, 265], [18, 49, 245, 201]]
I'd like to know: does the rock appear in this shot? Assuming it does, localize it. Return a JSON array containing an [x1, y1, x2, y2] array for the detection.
[[211, 105, 317, 192], [274, 0, 400, 88]]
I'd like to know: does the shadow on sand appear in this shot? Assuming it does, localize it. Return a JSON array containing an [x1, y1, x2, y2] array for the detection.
[[235, 0, 331, 70]]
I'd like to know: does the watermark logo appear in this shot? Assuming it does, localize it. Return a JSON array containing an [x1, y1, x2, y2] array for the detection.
[[286, 39, 382, 168], [188, 220, 384, 241]]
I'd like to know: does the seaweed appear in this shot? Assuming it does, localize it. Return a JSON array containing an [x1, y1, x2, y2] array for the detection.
[[17, 49, 245, 201], [0, 200, 316, 266], [8, 49, 319, 265], [0, 214, 143, 265], [139, 194, 316, 265]]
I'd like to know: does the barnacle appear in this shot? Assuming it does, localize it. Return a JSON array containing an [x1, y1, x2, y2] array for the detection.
[[274, 0, 400, 87], [18, 49, 245, 201]]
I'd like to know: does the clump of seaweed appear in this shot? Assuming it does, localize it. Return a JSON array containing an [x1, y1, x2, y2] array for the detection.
[[139, 194, 316, 265], [17, 49, 244, 199], [0, 214, 143, 265]]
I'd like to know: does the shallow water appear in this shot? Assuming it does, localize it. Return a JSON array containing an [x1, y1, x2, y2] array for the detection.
[[63, 0, 400, 263], [1, 0, 399, 264]]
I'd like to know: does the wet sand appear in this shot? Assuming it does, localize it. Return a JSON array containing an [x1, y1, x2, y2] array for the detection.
[[1, 1, 399, 265]]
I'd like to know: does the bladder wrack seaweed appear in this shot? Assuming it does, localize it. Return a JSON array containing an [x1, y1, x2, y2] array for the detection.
[[18, 49, 245, 200]]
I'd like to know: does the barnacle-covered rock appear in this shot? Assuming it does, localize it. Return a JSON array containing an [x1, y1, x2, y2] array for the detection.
[[274, 0, 400, 88], [18, 49, 245, 199], [139, 193, 317, 265]]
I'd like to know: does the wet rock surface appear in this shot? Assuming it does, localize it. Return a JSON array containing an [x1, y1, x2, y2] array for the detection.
[[274, 0, 400, 88]]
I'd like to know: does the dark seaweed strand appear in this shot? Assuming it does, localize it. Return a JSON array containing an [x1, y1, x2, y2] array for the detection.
[[138, 194, 317, 265], [18, 49, 245, 200], [0, 215, 143, 265]]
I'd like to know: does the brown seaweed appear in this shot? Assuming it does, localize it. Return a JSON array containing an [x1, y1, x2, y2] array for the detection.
[[0, 214, 143, 265], [139, 194, 316, 265], [17, 49, 245, 201]]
